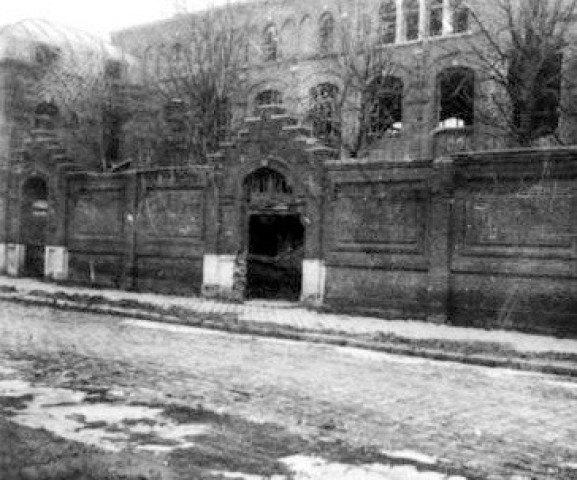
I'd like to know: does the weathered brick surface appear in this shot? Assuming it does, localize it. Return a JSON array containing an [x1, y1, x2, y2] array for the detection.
[[1, 301, 575, 479]]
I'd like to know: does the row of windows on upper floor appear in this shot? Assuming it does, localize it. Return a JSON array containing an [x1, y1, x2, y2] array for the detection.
[[253, 68, 476, 141], [140, 0, 470, 76], [252, 64, 560, 144]]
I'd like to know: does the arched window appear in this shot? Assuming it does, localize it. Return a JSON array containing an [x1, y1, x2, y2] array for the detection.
[[255, 90, 283, 108], [429, 0, 443, 37], [319, 12, 335, 54], [379, 0, 397, 44], [404, 0, 420, 41], [451, 0, 469, 33], [438, 67, 474, 128], [309, 83, 340, 145], [263, 23, 279, 62], [34, 103, 59, 130], [368, 76, 403, 138]]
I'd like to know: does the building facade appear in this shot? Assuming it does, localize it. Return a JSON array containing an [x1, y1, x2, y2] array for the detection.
[[1, 0, 576, 335]]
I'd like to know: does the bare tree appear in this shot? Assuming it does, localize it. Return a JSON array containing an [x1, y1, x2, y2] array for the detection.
[[461, 0, 577, 147], [33, 38, 123, 171], [303, 0, 413, 158], [126, 2, 249, 166]]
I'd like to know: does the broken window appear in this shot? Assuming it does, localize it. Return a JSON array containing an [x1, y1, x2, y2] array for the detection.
[[263, 24, 279, 61], [404, 0, 420, 41], [510, 52, 561, 139], [319, 12, 336, 53], [309, 83, 340, 145], [438, 67, 474, 128], [429, 0, 444, 37], [379, 0, 397, 44], [368, 76, 403, 138]]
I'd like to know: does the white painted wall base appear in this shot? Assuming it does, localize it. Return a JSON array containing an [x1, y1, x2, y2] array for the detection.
[[45, 246, 69, 281], [301, 259, 326, 305], [202, 254, 236, 297], [6, 244, 25, 277], [0, 243, 6, 274]]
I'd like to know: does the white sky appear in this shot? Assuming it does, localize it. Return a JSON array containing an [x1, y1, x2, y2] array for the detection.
[[1, 0, 235, 40]]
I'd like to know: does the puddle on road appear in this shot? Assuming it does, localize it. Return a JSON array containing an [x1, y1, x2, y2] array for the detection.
[[0, 379, 208, 452]]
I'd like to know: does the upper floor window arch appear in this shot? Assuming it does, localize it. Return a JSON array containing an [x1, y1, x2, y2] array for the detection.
[[319, 11, 336, 54], [262, 23, 279, 62], [379, 0, 397, 44]]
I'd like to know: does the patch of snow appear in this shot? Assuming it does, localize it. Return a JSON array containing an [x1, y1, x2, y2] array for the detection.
[[0, 379, 209, 452], [210, 472, 285, 480], [0, 379, 35, 395], [280, 455, 462, 480], [122, 319, 230, 337], [380, 450, 437, 465], [0, 365, 17, 376]]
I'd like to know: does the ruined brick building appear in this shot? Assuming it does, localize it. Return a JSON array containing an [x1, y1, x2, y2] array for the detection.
[[1, 0, 576, 335]]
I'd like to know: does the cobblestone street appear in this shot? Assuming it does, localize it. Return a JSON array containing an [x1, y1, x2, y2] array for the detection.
[[1, 301, 576, 479]]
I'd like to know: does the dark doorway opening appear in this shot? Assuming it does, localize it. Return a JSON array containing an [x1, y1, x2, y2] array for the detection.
[[21, 178, 48, 277], [247, 214, 304, 300]]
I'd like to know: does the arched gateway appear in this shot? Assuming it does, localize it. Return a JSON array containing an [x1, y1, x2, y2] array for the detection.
[[201, 103, 332, 304], [243, 168, 305, 300]]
